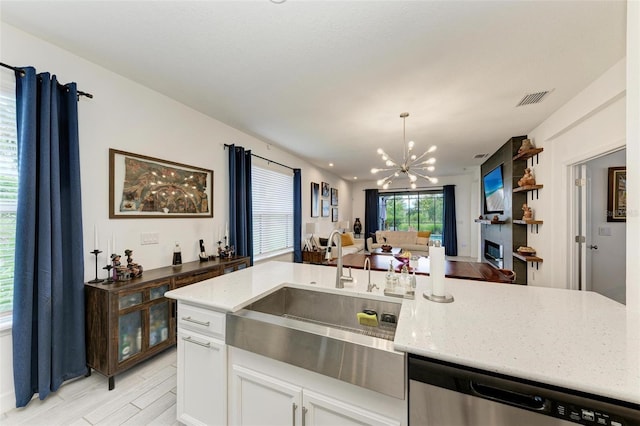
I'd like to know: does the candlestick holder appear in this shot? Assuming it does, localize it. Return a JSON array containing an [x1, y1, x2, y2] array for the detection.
[[88, 249, 104, 283], [103, 263, 114, 283]]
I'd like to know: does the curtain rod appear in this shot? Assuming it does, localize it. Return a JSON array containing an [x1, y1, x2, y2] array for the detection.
[[364, 186, 445, 192], [0, 62, 94, 99], [223, 143, 295, 171]]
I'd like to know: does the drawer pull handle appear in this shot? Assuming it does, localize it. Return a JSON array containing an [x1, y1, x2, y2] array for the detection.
[[182, 336, 211, 348], [181, 316, 210, 327]]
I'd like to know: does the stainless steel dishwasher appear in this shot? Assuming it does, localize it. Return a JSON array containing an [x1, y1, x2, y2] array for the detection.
[[409, 354, 640, 426]]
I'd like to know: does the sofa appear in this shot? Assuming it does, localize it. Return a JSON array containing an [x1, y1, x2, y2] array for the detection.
[[367, 230, 431, 255], [312, 232, 365, 258]]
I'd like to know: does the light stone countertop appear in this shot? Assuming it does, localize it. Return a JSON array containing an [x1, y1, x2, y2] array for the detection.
[[165, 260, 640, 406]]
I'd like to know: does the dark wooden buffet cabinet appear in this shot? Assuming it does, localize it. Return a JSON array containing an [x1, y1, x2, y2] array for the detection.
[[85, 257, 250, 389]]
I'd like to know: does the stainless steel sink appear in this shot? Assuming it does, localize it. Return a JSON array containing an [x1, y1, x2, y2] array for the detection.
[[226, 286, 405, 399]]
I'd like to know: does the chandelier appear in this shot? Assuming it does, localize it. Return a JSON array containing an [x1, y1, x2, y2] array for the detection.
[[371, 112, 438, 189]]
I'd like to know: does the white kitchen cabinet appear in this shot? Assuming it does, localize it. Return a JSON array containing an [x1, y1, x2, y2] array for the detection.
[[230, 364, 400, 426], [303, 389, 399, 426], [230, 364, 302, 425], [176, 302, 227, 426]]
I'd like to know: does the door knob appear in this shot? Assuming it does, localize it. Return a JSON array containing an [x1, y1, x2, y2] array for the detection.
[[588, 245, 598, 250]]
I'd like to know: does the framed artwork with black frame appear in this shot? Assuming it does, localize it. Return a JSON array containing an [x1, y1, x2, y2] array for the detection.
[[331, 208, 338, 222], [321, 182, 330, 197], [331, 188, 338, 206], [311, 182, 320, 217], [321, 200, 330, 217]]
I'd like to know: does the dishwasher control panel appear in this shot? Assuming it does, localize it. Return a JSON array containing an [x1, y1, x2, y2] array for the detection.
[[553, 401, 630, 425]]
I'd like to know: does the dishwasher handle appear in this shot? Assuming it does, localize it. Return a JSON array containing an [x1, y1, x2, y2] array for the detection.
[[470, 381, 549, 412]]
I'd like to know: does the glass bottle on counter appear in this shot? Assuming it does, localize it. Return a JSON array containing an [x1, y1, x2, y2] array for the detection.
[[172, 242, 182, 268], [385, 260, 396, 292], [400, 264, 409, 293]]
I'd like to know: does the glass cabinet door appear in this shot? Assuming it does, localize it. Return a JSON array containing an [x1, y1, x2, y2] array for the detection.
[[149, 302, 170, 347], [119, 292, 143, 310], [150, 284, 169, 301], [118, 310, 142, 362]]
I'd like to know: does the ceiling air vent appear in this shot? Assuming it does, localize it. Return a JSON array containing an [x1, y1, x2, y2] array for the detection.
[[516, 90, 552, 107], [473, 153, 489, 159]]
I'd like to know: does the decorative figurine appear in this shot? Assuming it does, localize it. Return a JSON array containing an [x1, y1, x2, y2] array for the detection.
[[124, 249, 143, 278], [112, 253, 131, 281], [517, 168, 536, 187], [518, 138, 534, 153], [217, 237, 233, 258], [522, 203, 533, 221]]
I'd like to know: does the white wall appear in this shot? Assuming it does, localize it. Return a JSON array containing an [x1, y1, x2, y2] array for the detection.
[[525, 59, 626, 290], [625, 0, 639, 313], [351, 169, 480, 260], [0, 23, 351, 412]]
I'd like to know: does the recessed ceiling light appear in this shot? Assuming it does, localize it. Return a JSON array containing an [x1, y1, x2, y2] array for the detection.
[[329, 163, 334, 167], [353, 177, 358, 180]]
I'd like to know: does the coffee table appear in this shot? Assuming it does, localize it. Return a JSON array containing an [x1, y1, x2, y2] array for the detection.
[[371, 247, 401, 255]]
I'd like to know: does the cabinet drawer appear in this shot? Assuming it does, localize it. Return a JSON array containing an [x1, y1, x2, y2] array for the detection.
[[178, 303, 225, 339], [174, 268, 220, 287]]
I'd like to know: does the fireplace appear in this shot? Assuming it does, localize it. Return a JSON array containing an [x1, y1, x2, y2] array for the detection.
[[484, 240, 503, 269]]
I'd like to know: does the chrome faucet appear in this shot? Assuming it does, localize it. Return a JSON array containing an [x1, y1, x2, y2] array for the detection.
[[328, 230, 353, 288], [364, 257, 378, 292]]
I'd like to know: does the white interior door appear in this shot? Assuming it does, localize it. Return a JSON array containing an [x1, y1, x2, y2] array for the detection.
[[573, 149, 626, 303], [586, 150, 627, 303]]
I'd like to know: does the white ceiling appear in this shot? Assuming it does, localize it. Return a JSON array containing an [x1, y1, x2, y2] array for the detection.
[[1, 1, 627, 182]]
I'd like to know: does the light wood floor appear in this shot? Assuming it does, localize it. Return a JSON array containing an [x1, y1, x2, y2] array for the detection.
[[1, 348, 178, 426]]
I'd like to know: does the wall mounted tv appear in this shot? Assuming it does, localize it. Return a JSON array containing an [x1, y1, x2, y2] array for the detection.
[[483, 164, 505, 214]]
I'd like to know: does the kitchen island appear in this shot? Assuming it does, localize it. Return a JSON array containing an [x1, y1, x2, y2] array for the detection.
[[165, 261, 639, 425]]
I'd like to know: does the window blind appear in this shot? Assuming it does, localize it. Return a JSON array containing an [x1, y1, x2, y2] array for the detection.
[[252, 165, 294, 258], [0, 69, 17, 316]]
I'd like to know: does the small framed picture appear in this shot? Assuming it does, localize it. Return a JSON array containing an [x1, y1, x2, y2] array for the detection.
[[331, 208, 338, 222], [607, 167, 626, 222], [321, 182, 330, 197], [331, 188, 338, 206], [322, 200, 330, 217]]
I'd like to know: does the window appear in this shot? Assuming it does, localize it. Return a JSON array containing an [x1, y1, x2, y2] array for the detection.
[[0, 69, 18, 318], [251, 165, 294, 259], [379, 191, 443, 242]]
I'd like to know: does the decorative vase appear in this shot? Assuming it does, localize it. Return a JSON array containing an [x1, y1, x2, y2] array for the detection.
[[353, 218, 362, 237]]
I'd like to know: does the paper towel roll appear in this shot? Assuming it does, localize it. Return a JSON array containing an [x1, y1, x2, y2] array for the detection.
[[430, 246, 446, 296]]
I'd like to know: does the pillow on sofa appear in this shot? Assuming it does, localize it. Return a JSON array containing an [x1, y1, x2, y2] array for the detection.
[[417, 231, 431, 239], [341, 233, 355, 246]]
